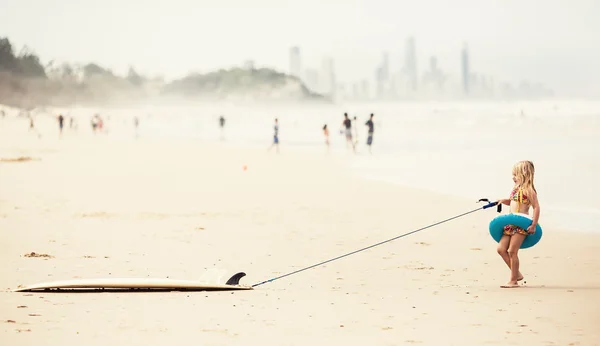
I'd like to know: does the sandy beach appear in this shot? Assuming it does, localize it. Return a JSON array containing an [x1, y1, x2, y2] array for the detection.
[[1, 108, 600, 346]]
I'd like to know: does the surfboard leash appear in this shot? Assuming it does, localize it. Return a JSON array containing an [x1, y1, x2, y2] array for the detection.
[[251, 199, 499, 288]]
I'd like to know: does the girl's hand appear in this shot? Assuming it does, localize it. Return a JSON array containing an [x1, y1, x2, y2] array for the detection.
[[527, 225, 536, 234]]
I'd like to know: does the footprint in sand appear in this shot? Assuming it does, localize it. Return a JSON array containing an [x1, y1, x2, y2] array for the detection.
[[77, 212, 114, 219], [23, 252, 53, 258], [0, 157, 38, 163], [404, 265, 434, 270]]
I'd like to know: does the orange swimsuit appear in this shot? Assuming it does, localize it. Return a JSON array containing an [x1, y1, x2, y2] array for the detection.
[[503, 187, 530, 236]]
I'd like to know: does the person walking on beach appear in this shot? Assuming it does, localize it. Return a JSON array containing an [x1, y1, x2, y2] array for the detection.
[[365, 113, 375, 153], [353, 116, 359, 145], [342, 113, 355, 153], [27, 114, 41, 138], [91, 114, 99, 133], [219, 115, 225, 141], [134, 116, 139, 138], [494, 160, 541, 288], [97, 116, 104, 133], [323, 124, 330, 150], [268, 118, 279, 153], [57, 114, 65, 135]]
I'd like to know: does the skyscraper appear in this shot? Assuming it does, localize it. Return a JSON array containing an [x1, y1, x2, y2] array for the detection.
[[381, 51, 390, 82], [304, 68, 319, 93], [461, 43, 470, 95], [320, 57, 336, 97], [243, 60, 255, 70], [404, 37, 418, 92], [376, 52, 390, 99], [289, 46, 302, 79]]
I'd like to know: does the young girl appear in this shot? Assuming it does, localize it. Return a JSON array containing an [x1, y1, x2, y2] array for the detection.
[[495, 160, 541, 288]]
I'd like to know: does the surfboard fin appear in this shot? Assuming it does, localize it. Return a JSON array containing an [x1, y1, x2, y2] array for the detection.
[[226, 272, 246, 286]]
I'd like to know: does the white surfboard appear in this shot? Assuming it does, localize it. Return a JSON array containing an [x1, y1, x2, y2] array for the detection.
[[14, 272, 252, 292]]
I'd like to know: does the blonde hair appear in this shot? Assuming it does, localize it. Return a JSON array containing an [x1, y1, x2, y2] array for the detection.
[[513, 160, 536, 197]]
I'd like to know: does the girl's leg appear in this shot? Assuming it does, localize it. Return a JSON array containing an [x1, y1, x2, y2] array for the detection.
[[501, 233, 526, 288], [497, 235, 524, 281], [497, 235, 511, 267]]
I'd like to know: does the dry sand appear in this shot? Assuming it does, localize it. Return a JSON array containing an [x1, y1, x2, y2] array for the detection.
[[1, 114, 599, 346]]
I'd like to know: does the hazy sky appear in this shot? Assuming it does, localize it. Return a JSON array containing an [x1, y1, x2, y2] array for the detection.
[[1, 0, 599, 95]]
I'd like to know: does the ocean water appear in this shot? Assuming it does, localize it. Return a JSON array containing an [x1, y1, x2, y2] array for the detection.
[[22, 99, 600, 233]]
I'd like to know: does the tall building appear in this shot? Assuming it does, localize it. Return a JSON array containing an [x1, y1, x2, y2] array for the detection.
[[320, 57, 336, 97], [289, 46, 302, 79], [361, 79, 370, 100], [404, 37, 418, 92], [304, 68, 319, 93], [461, 43, 470, 95], [375, 66, 384, 99], [376, 52, 390, 99], [381, 51, 390, 81], [243, 60, 255, 70], [427, 56, 444, 89]]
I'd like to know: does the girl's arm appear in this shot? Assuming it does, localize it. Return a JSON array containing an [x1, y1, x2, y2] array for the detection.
[[496, 198, 510, 206], [526, 190, 541, 234], [529, 190, 541, 226]]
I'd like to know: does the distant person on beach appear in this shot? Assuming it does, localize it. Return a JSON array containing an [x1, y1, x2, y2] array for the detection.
[[91, 115, 99, 133], [219, 115, 225, 140], [134, 116, 139, 138], [268, 118, 279, 153], [28, 114, 41, 138], [0, 109, 5, 118], [323, 124, 330, 149], [365, 113, 375, 153], [97, 116, 104, 132], [494, 160, 541, 288], [353, 116, 359, 145], [341, 113, 355, 152], [57, 114, 64, 134]]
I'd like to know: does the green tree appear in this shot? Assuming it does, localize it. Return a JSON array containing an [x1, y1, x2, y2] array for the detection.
[[0, 37, 18, 71]]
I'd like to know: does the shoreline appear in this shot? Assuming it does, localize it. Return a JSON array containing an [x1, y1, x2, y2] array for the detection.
[[2, 105, 599, 234]]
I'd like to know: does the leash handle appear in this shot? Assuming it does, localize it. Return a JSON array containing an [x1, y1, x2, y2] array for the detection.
[[478, 198, 501, 213]]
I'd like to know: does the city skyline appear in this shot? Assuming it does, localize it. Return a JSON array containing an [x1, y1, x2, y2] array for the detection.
[[288, 38, 553, 101], [1, 0, 599, 97]]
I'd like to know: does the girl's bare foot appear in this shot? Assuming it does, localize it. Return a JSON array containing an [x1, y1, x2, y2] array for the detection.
[[501, 281, 520, 288], [517, 274, 524, 282]]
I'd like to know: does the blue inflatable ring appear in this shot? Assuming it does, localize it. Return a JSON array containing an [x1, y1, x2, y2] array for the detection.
[[489, 213, 543, 249]]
